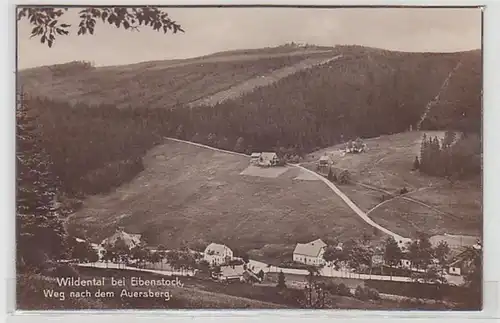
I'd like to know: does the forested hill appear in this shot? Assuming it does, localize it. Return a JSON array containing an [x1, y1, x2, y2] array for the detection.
[[166, 47, 481, 154], [19, 45, 481, 198]]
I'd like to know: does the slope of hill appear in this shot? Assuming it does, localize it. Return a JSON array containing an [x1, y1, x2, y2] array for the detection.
[[302, 131, 482, 239], [165, 47, 480, 155], [187, 54, 343, 107], [66, 140, 379, 259], [18, 49, 339, 108], [22, 45, 482, 212]]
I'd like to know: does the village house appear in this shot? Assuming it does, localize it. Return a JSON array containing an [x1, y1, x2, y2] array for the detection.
[[203, 243, 233, 266], [344, 138, 367, 154], [215, 265, 246, 282], [100, 227, 142, 250], [318, 155, 331, 167], [250, 152, 280, 167], [293, 239, 327, 266], [398, 259, 412, 269], [447, 244, 481, 276], [214, 264, 262, 283], [250, 153, 262, 165]]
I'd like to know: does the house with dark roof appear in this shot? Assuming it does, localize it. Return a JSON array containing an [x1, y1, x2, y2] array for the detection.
[[318, 155, 331, 166], [250, 152, 280, 167], [100, 227, 142, 250], [292, 239, 327, 266], [213, 264, 263, 283]]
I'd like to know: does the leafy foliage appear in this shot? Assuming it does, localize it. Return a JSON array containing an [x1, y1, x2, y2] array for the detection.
[[68, 238, 99, 263], [18, 7, 183, 47], [433, 241, 450, 266], [463, 247, 482, 309], [301, 267, 326, 309], [383, 236, 403, 268], [407, 232, 434, 270], [16, 91, 66, 271], [354, 285, 380, 301], [323, 281, 352, 297]]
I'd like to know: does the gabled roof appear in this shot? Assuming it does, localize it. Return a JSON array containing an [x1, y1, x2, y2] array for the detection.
[[448, 247, 480, 267], [260, 152, 278, 161], [204, 243, 231, 255], [101, 229, 142, 249], [293, 239, 327, 257]]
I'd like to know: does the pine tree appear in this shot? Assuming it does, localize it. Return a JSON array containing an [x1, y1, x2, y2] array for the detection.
[[327, 168, 334, 181], [419, 133, 428, 172], [413, 156, 420, 170], [277, 271, 286, 289], [16, 91, 66, 270]]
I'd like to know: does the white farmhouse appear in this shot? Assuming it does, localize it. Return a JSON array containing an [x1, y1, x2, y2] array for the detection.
[[259, 152, 280, 167], [203, 243, 233, 266], [293, 239, 327, 266]]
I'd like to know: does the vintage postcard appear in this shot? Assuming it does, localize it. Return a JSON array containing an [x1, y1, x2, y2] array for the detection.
[[15, 6, 482, 310]]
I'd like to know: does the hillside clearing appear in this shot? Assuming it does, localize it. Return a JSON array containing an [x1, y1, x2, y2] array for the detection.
[[67, 140, 376, 254], [240, 165, 290, 178], [187, 54, 342, 107], [305, 131, 482, 239]]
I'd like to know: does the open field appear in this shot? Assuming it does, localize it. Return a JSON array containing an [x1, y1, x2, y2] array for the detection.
[[305, 131, 482, 239], [240, 165, 290, 178], [67, 140, 377, 255], [305, 131, 449, 191]]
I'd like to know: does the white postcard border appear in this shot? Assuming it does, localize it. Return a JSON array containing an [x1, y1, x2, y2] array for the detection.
[[2, 0, 498, 322]]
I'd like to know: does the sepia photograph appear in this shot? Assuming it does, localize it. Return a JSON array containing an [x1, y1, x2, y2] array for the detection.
[[15, 6, 482, 311]]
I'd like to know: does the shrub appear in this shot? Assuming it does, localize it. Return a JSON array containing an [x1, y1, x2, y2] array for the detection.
[[337, 283, 352, 297], [338, 170, 350, 185], [355, 285, 368, 300], [354, 285, 380, 301], [367, 288, 381, 300], [399, 187, 409, 195], [42, 263, 80, 278]]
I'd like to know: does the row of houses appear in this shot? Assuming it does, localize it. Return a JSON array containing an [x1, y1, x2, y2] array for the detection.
[[290, 237, 481, 277], [95, 228, 479, 282]]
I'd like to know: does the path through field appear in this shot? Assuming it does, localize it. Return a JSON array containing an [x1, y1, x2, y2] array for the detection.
[[292, 165, 411, 244], [187, 54, 343, 107], [163, 137, 411, 244]]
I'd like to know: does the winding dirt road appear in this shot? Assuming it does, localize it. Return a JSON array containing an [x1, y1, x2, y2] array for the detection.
[[163, 137, 411, 244]]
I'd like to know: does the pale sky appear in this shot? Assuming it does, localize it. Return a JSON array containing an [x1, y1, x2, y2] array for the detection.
[[17, 7, 482, 69]]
